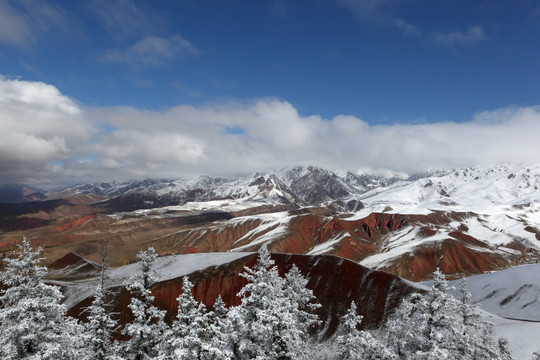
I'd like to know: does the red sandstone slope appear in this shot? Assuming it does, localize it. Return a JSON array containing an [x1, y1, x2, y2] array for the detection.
[[48, 252, 101, 280], [64, 252, 419, 338], [144, 210, 537, 281]]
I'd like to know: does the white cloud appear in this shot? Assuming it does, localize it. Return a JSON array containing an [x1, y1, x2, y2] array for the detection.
[[432, 26, 487, 47], [103, 35, 200, 66], [0, 77, 92, 183], [1, 77, 539, 186]]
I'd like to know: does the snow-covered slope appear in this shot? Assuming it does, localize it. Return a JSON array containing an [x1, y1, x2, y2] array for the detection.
[[446, 263, 540, 321], [359, 162, 540, 211], [58, 252, 252, 309]]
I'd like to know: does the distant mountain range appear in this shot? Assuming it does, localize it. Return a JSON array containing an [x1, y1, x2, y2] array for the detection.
[[49, 165, 409, 211]]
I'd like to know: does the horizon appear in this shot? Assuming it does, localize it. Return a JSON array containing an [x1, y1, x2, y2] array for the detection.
[[1, 1, 540, 186], [3, 160, 538, 191]]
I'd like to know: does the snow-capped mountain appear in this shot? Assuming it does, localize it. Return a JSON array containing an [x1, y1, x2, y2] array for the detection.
[[359, 162, 540, 211], [55, 163, 540, 213], [3, 162, 540, 282], [53, 165, 407, 211]]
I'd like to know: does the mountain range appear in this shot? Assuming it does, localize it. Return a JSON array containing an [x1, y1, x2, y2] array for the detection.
[[1, 163, 539, 281]]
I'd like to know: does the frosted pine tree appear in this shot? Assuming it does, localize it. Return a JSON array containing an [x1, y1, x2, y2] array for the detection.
[[211, 295, 234, 355], [456, 278, 512, 360], [385, 292, 425, 358], [385, 269, 460, 359], [0, 238, 86, 359], [83, 244, 122, 360], [285, 264, 321, 332], [229, 245, 303, 359], [336, 302, 396, 360], [122, 247, 167, 360], [386, 270, 513, 360], [160, 277, 231, 359]]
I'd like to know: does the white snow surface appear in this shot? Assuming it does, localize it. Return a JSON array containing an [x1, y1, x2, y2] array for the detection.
[[418, 264, 540, 358], [359, 162, 540, 213], [445, 264, 540, 321], [490, 314, 540, 359], [230, 212, 292, 251], [60, 252, 252, 309]]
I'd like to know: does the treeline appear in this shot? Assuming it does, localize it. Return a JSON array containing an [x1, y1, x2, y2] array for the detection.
[[0, 239, 527, 359]]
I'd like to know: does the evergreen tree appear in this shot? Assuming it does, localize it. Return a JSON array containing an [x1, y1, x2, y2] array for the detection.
[[0, 238, 86, 359], [385, 292, 426, 359], [385, 269, 461, 359], [456, 278, 512, 360], [285, 264, 321, 332], [83, 243, 122, 360], [229, 245, 314, 360], [161, 277, 231, 359], [122, 247, 167, 360], [336, 302, 395, 360], [385, 270, 513, 360]]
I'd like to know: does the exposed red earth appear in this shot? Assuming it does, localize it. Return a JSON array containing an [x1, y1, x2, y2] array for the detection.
[[1, 199, 535, 281], [63, 252, 419, 339]]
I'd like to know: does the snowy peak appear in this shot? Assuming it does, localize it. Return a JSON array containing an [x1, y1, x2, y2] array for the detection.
[[49, 162, 540, 215]]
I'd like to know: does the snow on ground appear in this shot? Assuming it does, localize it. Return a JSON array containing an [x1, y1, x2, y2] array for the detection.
[[307, 231, 351, 255], [358, 163, 540, 214], [490, 314, 540, 359], [445, 264, 540, 321], [359, 227, 447, 269], [230, 212, 292, 251], [61, 252, 252, 309], [419, 264, 540, 358]]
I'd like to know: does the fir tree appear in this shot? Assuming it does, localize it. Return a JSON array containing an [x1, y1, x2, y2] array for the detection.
[[229, 245, 319, 360], [456, 278, 512, 360], [385, 270, 513, 360], [83, 243, 122, 360], [161, 277, 231, 359], [0, 237, 86, 359], [336, 302, 396, 360], [122, 247, 167, 360], [385, 269, 462, 359]]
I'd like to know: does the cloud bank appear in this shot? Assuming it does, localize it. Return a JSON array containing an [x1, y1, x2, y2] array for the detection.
[[1, 77, 539, 186]]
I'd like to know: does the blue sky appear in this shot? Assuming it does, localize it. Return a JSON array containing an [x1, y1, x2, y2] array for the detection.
[[1, 0, 540, 185]]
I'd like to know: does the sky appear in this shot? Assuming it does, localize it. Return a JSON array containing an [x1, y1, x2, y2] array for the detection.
[[1, 0, 540, 187]]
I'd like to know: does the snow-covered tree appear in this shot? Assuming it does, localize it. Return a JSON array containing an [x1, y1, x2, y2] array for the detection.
[[122, 247, 167, 360], [83, 243, 122, 360], [160, 276, 231, 359], [285, 264, 321, 332], [229, 245, 318, 360], [0, 238, 86, 359], [336, 302, 396, 360], [385, 269, 461, 359], [456, 278, 512, 360], [385, 269, 513, 360]]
